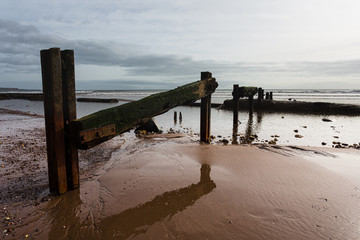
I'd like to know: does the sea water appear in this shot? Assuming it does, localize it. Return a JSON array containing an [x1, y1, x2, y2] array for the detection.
[[1, 89, 360, 147]]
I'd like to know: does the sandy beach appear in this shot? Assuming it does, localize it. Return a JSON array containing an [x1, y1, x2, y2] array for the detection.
[[1, 109, 360, 239]]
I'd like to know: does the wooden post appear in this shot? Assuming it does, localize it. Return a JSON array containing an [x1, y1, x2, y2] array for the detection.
[[261, 89, 264, 99], [41, 48, 67, 194], [174, 111, 177, 124], [232, 84, 240, 127], [269, 91, 273, 100], [232, 84, 240, 144], [257, 87, 262, 104], [266, 92, 270, 99], [200, 72, 212, 143], [61, 50, 79, 190]]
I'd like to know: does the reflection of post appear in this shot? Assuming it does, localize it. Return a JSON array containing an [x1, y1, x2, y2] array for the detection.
[[98, 164, 215, 239], [179, 112, 182, 124], [47, 189, 82, 239], [232, 85, 240, 144], [244, 111, 254, 143], [200, 164, 211, 183], [249, 95, 254, 114], [174, 111, 177, 125], [200, 72, 212, 143]]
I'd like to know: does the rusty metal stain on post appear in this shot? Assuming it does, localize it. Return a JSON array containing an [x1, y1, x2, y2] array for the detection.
[[79, 124, 116, 144]]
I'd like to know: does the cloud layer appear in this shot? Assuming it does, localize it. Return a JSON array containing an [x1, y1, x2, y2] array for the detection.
[[1, 18, 360, 89]]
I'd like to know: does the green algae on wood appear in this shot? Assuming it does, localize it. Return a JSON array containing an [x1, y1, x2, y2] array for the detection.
[[72, 78, 218, 149]]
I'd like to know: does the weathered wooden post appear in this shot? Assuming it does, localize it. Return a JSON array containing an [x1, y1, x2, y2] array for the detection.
[[200, 72, 212, 143], [174, 111, 177, 124], [269, 91, 273, 100], [257, 87, 263, 104], [41, 48, 68, 194], [249, 95, 254, 114], [232, 84, 240, 144], [61, 50, 79, 190]]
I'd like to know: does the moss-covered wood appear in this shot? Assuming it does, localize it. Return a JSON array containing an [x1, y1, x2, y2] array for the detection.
[[73, 78, 218, 149], [238, 87, 258, 98]]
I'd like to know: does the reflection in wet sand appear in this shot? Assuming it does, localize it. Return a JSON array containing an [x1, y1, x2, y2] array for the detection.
[[45, 164, 215, 239], [98, 164, 215, 239], [232, 111, 263, 144], [243, 111, 254, 143]]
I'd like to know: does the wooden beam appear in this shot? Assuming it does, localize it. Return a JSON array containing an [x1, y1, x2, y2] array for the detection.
[[40, 48, 67, 194], [61, 50, 79, 190], [239, 87, 258, 98], [73, 77, 218, 149]]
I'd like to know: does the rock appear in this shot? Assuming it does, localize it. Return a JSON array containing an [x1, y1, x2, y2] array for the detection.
[[221, 139, 229, 145], [333, 136, 339, 138], [322, 118, 332, 122], [321, 142, 327, 146], [135, 118, 161, 133], [295, 134, 303, 138], [294, 130, 298, 133], [268, 140, 276, 145]]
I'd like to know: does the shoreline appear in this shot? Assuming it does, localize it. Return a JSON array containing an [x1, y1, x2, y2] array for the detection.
[[1, 110, 360, 239], [3, 93, 360, 115]]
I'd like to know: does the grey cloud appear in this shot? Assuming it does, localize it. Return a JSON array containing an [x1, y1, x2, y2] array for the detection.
[[1, 19, 360, 89]]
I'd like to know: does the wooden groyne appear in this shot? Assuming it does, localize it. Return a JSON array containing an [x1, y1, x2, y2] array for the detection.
[[0, 93, 43, 101], [77, 97, 120, 103], [221, 99, 360, 115], [40, 47, 218, 194]]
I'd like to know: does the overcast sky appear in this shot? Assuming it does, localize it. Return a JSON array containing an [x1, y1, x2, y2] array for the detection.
[[1, 0, 360, 90]]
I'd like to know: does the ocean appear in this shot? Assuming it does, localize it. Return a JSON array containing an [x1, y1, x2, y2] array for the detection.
[[1, 89, 360, 147]]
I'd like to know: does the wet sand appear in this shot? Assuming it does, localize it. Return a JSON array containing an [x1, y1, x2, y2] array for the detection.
[[1, 111, 360, 239]]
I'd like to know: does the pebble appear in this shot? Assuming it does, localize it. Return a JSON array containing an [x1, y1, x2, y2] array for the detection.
[[322, 118, 332, 122], [294, 130, 298, 133], [295, 134, 303, 138], [268, 140, 276, 145], [321, 142, 327, 146]]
